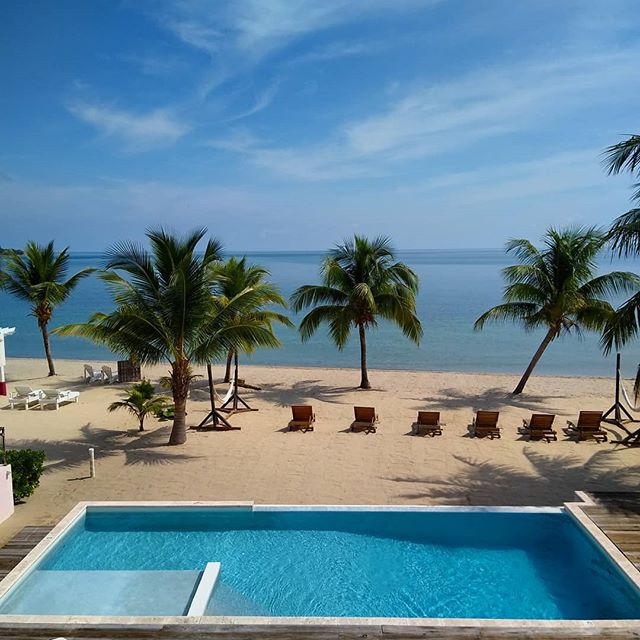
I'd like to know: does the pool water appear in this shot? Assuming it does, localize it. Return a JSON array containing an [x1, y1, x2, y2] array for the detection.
[[0, 507, 638, 619]]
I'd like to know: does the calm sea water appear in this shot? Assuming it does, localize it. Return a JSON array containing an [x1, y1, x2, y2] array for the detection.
[[1, 249, 639, 377]]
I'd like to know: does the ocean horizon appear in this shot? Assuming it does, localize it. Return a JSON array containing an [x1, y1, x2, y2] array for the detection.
[[2, 249, 640, 379]]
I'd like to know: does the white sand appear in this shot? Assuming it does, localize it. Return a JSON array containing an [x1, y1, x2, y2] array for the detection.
[[0, 357, 638, 544]]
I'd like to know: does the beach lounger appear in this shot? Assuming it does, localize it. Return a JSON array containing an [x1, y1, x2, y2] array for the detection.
[[39, 389, 80, 410], [351, 406, 378, 433], [566, 411, 607, 443], [289, 405, 315, 432], [8, 386, 44, 410], [521, 413, 557, 442], [472, 411, 501, 439], [83, 364, 103, 384], [101, 365, 118, 384], [413, 411, 444, 436]]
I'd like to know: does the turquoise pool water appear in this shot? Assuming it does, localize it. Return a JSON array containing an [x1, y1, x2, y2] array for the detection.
[[0, 507, 639, 619]]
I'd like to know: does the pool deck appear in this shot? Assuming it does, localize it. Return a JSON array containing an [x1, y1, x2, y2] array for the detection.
[[0, 494, 638, 639]]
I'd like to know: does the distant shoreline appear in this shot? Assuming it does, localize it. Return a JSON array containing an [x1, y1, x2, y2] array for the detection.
[[5, 356, 618, 381]]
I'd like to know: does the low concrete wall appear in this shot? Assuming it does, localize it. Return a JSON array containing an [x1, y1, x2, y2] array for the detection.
[[0, 465, 14, 524]]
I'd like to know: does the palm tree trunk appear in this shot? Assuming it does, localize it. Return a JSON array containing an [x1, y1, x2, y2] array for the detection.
[[513, 327, 556, 395], [224, 350, 233, 383], [169, 359, 189, 445], [139, 416, 145, 432], [358, 322, 371, 389], [39, 321, 56, 376]]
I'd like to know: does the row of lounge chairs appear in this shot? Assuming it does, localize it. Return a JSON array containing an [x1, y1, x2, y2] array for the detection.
[[84, 364, 118, 384], [8, 386, 80, 410], [288, 406, 610, 442]]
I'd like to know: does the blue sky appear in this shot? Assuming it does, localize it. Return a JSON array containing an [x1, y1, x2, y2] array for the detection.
[[1, 0, 639, 250]]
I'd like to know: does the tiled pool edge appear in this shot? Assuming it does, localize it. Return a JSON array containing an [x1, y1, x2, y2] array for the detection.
[[0, 494, 638, 631]]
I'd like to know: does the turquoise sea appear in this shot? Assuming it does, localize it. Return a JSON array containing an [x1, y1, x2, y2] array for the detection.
[[1, 249, 639, 377]]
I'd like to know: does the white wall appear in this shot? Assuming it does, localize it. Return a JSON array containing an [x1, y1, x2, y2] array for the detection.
[[0, 465, 14, 523]]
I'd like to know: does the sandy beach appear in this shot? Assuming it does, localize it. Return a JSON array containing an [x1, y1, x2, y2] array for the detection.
[[0, 357, 638, 545]]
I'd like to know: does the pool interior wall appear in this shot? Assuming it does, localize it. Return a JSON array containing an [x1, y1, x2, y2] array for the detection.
[[0, 504, 639, 620]]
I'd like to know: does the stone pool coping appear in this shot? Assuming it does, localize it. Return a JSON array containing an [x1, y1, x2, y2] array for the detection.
[[0, 493, 638, 631]]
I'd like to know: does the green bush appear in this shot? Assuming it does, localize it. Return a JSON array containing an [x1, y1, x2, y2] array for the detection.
[[6, 449, 46, 503]]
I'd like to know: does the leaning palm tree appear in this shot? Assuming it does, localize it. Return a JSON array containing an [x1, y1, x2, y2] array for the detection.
[[55, 228, 279, 445], [212, 256, 292, 382], [108, 382, 169, 432], [291, 235, 422, 389], [475, 228, 639, 395], [0, 242, 94, 376]]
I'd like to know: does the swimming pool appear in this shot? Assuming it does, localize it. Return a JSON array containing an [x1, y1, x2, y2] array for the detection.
[[0, 503, 639, 621]]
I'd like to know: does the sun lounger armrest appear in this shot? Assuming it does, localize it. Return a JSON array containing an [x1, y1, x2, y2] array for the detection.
[[566, 420, 576, 429], [522, 419, 529, 428]]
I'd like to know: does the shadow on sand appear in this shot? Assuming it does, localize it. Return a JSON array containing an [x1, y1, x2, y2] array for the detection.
[[384, 447, 640, 506], [10, 423, 203, 474]]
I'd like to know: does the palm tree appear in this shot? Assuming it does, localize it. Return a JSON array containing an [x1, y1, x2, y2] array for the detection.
[[290, 235, 422, 389], [108, 381, 169, 431], [55, 228, 279, 445], [212, 256, 292, 382], [475, 228, 639, 395], [604, 134, 640, 202], [0, 242, 94, 376], [600, 135, 640, 353]]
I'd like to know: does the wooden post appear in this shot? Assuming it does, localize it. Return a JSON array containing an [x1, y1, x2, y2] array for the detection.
[[89, 448, 95, 478], [207, 364, 217, 428]]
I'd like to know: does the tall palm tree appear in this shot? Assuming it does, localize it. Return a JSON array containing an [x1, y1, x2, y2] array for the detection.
[[475, 228, 639, 395], [604, 134, 640, 202], [55, 228, 279, 445], [600, 135, 640, 353], [212, 256, 292, 382], [291, 235, 422, 389], [0, 242, 94, 376]]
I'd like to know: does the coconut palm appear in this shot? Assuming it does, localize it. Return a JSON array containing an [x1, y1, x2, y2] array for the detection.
[[291, 235, 422, 389], [604, 134, 640, 202], [108, 381, 169, 432], [600, 135, 640, 353], [0, 242, 94, 376], [212, 256, 292, 382], [475, 228, 639, 395], [55, 228, 279, 445]]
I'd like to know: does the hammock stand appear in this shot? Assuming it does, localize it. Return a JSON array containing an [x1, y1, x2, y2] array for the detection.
[[602, 353, 640, 445], [218, 353, 258, 415], [197, 364, 237, 430]]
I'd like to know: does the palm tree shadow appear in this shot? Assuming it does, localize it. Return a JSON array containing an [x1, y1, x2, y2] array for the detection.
[[410, 387, 567, 414], [384, 448, 640, 505], [11, 422, 203, 471], [259, 380, 354, 407]]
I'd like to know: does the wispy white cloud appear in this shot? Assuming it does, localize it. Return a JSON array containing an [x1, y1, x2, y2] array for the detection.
[[214, 47, 640, 180], [156, 0, 437, 61], [68, 101, 190, 151]]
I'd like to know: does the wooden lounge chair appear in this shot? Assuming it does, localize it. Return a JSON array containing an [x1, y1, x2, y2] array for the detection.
[[8, 386, 43, 410], [83, 364, 103, 383], [472, 411, 501, 439], [521, 414, 557, 442], [101, 365, 118, 384], [351, 406, 378, 433], [289, 405, 315, 432], [39, 389, 80, 410], [566, 411, 608, 443], [413, 411, 444, 436]]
